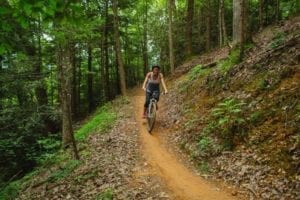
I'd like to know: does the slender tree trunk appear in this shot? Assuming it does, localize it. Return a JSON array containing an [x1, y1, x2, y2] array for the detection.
[[276, 0, 280, 23], [259, 0, 264, 30], [239, 0, 246, 61], [104, 0, 111, 100], [185, 0, 194, 57], [219, 0, 227, 46], [168, 0, 175, 74], [35, 18, 48, 107], [87, 45, 94, 112], [205, 0, 211, 51], [77, 49, 81, 113], [112, 0, 127, 96], [70, 43, 77, 118], [142, 0, 149, 76], [57, 43, 79, 160], [233, 0, 242, 44], [219, 0, 223, 47]]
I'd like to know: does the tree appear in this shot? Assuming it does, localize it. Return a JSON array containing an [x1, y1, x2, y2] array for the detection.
[[205, 0, 212, 51], [57, 43, 79, 159], [218, 0, 227, 46], [168, 0, 175, 74], [185, 0, 194, 57], [112, 0, 127, 96]]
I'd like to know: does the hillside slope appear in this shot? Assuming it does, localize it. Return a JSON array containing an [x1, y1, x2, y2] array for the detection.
[[162, 16, 300, 200]]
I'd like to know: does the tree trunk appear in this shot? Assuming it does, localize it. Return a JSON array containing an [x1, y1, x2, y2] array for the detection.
[[168, 0, 175, 74], [87, 45, 94, 112], [35, 18, 48, 107], [70, 43, 77, 118], [185, 0, 194, 57], [219, 0, 227, 47], [239, 0, 246, 61], [112, 0, 127, 96], [276, 0, 280, 23], [57, 44, 79, 160], [104, 0, 111, 101], [205, 0, 211, 51], [259, 0, 264, 30], [142, 0, 149, 76], [77, 48, 81, 114], [233, 0, 242, 44]]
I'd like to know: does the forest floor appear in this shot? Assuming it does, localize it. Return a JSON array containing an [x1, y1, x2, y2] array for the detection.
[[14, 90, 243, 200]]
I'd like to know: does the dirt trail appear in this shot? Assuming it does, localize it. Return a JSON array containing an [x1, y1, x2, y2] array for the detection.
[[132, 90, 237, 200]]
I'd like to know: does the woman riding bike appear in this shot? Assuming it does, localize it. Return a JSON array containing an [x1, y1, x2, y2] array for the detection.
[[142, 65, 168, 118]]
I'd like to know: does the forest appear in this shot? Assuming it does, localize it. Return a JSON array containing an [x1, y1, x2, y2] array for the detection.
[[0, 0, 299, 199]]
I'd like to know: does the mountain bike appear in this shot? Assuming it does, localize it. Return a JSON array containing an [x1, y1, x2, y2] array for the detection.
[[147, 91, 162, 133]]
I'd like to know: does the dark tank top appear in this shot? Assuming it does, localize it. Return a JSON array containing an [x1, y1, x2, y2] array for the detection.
[[146, 72, 161, 92]]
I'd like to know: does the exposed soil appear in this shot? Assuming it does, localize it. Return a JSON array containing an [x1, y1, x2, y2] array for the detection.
[[131, 90, 242, 200]]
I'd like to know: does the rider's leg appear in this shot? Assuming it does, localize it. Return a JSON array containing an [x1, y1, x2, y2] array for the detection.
[[143, 92, 151, 117]]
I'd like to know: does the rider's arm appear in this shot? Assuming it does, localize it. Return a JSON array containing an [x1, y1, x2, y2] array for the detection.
[[142, 73, 150, 91], [160, 73, 168, 93]]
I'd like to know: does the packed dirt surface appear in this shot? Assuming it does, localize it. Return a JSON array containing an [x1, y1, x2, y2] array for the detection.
[[131, 90, 240, 200]]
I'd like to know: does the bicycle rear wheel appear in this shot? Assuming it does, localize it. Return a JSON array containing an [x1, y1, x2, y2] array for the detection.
[[147, 101, 156, 133]]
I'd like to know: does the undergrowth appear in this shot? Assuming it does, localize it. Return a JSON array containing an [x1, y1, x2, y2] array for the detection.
[[217, 48, 240, 74], [0, 100, 119, 200]]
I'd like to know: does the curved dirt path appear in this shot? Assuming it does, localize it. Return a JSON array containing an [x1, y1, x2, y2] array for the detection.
[[132, 91, 237, 200]]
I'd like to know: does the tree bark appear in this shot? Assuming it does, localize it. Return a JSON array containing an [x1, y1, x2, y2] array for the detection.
[[104, 0, 111, 100], [205, 0, 211, 51], [87, 45, 94, 112], [219, 0, 227, 47], [185, 0, 194, 57], [112, 0, 127, 96], [35, 17, 48, 107], [142, 0, 149, 76], [168, 0, 175, 74], [276, 0, 280, 23], [239, 0, 246, 61], [259, 0, 264, 30], [57, 43, 79, 160], [233, 0, 242, 44], [70, 43, 77, 118]]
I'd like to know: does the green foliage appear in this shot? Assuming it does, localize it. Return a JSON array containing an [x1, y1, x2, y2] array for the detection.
[[197, 161, 211, 174], [249, 111, 264, 124], [96, 189, 113, 200], [0, 180, 20, 200], [217, 49, 240, 74], [75, 103, 117, 141], [269, 32, 286, 49], [198, 136, 213, 151], [47, 160, 81, 183], [203, 98, 247, 149], [188, 65, 212, 81]]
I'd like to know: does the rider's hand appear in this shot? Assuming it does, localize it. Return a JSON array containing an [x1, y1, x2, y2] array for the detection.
[[164, 90, 168, 94], [142, 87, 146, 91]]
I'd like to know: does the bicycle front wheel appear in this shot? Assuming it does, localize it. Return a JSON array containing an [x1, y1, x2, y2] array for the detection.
[[147, 102, 156, 133]]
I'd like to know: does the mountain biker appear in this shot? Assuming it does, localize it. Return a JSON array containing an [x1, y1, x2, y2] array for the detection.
[[142, 65, 168, 118]]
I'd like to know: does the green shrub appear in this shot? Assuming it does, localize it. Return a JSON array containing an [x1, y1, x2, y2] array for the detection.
[[75, 103, 117, 140], [188, 65, 212, 81], [217, 49, 240, 74], [269, 32, 286, 49], [96, 189, 113, 200], [206, 98, 247, 149], [0, 181, 20, 200], [47, 160, 81, 183]]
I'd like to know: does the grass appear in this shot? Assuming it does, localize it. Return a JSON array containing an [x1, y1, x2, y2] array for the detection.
[[96, 188, 113, 200], [75, 103, 117, 140]]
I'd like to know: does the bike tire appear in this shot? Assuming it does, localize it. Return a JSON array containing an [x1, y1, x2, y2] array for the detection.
[[147, 102, 156, 133]]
